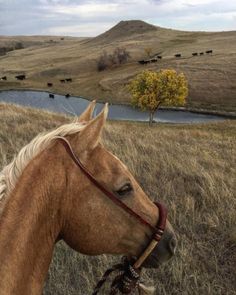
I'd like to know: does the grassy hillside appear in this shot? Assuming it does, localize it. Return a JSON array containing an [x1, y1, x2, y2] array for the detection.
[[0, 103, 235, 294], [0, 20, 235, 113], [0, 35, 85, 50]]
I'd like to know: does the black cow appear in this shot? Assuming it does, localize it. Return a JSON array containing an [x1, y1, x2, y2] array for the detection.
[[175, 54, 181, 58], [49, 93, 54, 99], [65, 94, 70, 98], [1, 76, 7, 80], [192, 53, 198, 56], [206, 50, 213, 54], [47, 82, 53, 87], [157, 56, 162, 59], [60, 79, 65, 83], [65, 78, 72, 82], [15, 74, 26, 80], [200, 52, 204, 55], [138, 60, 145, 65]]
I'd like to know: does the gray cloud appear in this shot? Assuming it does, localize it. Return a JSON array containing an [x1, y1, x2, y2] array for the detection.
[[0, 0, 235, 36]]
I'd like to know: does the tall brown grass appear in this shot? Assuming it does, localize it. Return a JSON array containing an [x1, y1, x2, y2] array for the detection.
[[0, 103, 235, 294]]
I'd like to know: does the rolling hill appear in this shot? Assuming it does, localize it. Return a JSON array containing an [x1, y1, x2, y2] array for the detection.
[[0, 20, 235, 112]]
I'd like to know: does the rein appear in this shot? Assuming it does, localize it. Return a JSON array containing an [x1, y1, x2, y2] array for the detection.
[[56, 136, 168, 294]]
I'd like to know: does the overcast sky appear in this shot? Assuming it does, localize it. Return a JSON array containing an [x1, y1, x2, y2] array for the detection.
[[0, 0, 235, 36]]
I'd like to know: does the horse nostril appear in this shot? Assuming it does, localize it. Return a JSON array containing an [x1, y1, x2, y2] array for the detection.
[[168, 236, 177, 255]]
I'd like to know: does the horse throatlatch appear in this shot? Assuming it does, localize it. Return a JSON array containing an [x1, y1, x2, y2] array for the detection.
[[56, 136, 167, 295]]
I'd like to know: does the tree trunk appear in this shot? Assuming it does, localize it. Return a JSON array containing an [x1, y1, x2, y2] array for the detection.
[[149, 111, 154, 126], [149, 104, 162, 126]]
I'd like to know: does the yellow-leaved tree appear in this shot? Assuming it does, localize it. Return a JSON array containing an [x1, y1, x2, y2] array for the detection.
[[129, 69, 188, 125]]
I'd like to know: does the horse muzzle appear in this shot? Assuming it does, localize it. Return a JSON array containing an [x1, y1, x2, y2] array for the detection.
[[142, 229, 177, 269]]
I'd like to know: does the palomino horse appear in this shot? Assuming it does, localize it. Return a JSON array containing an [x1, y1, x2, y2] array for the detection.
[[0, 101, 176, 295]]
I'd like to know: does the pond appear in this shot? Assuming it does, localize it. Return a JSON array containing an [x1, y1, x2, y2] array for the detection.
[[0, 90, 226, 123]]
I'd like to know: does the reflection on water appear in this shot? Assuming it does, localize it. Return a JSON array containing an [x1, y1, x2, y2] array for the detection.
[[0, 90, 225, 123]]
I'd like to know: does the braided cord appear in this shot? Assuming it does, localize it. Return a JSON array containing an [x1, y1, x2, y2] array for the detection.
[[92, 264, 123, 295], [93, 258, 141, 295]]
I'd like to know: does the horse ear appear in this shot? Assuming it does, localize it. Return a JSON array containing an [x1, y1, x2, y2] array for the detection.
[[78, 103, 108, 151], [77, 100, 96, 122]]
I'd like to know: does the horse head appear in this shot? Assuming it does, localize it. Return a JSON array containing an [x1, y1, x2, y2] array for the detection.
[[58, 102, 177, 268]]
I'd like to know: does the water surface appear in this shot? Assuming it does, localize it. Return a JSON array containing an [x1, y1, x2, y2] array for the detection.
[[0, 90, 226, 123]]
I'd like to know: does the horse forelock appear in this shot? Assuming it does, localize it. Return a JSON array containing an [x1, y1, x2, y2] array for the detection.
[[0, 121, 85, 207]]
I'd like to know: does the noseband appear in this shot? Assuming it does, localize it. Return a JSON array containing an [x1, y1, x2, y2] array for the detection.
[[56, 136, 167, 294]]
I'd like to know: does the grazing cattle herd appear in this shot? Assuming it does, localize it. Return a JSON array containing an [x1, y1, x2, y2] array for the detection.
[[65, 78, 72, 82], [0, 74, 73, 100], [0, 75, 73, 84], [59, 78, 73, 83], [206, 50, 213, 54], [1, 49, 214, 100], [138, 49, 213, 65], [47, 78, 73, 98], [48, 93, 70, 99], [139, 56, 162, 64], [44, 93, 73, 99], [15, 74, 26, 80]]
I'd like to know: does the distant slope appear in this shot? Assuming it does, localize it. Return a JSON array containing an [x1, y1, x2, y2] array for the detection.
[[0, 20, 236, 112], [0, 35, 85, 56], [0, 35, 84, 47]]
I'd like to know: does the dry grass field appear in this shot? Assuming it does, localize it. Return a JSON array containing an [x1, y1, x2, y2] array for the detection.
[[0, 20, 236, 113], [0, 103, 235, 294]]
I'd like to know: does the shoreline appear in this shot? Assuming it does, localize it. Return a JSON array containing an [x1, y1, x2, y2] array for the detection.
[[0, 87, 235, 119]]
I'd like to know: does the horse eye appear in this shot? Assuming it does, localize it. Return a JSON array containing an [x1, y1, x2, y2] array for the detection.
[[116, 183, 133, 196]]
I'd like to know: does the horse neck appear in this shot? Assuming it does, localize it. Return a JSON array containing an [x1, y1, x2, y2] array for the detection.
[[0, 150, 64, 295]]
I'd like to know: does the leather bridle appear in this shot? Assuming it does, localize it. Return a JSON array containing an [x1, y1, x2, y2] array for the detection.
[[56, 136, 167, 271]]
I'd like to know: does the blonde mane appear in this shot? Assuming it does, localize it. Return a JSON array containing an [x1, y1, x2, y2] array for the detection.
[[0, 122, 85, 206]]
